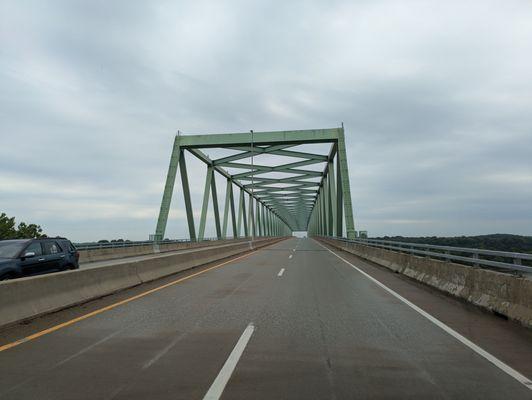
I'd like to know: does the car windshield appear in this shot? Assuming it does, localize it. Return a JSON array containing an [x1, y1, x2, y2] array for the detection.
[[0, 240, 27, 258]]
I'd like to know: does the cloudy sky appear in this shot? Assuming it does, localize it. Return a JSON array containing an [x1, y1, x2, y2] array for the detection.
[[1, 0, 531, 242]]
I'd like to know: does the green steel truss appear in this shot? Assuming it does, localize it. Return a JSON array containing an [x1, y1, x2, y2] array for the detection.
[[154, 127, 356, 240]]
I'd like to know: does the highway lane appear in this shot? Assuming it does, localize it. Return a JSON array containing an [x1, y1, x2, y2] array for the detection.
[[0, 237, 531, 399]]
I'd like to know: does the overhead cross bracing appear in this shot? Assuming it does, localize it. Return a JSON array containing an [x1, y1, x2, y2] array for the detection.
[[153, 127, 356, 241]]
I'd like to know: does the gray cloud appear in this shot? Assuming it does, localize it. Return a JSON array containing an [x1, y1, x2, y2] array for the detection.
[[1, 0, 531, 241]]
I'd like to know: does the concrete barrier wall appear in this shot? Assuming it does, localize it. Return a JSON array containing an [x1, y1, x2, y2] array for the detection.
[[318, 237, 532, 330], [0, 237, 285, 329], [78, 238, 251, 264]]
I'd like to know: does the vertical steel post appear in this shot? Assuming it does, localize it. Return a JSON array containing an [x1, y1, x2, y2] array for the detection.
[[327, 160, 335, 236], [309, 205, 313, 235], [317, 194, 322, 235], [179, 151, 196, 241], [271, 209, 274, 236], [316, 195, 321, 235], [222, 179, 231, 239], [239, 188, 248, 237], [261, 204, 265, 236], [198, 166, 214, 240], [155, 136, 180, 241], [250, 130, 254, 241], [320, 184, 327, 236], [337, 127, 356, 238], [256, 202, 261, 237], [229, 184, 237, 238], [248, 194, 255, 237], [266, 207, 270, 236], [324, 172, 330, 235], [336, 152, 343, 237], [237, 188, 243, 237], [210, 170, 222, 239]]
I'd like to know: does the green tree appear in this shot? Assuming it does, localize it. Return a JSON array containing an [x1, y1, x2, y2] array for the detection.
[[16, 222, 44, 239], [0, 212, 45, 239], [0, 213, 17, 239]]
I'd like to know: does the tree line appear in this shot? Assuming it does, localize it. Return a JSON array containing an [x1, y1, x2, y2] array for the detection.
[[374, 234, 532, 254]]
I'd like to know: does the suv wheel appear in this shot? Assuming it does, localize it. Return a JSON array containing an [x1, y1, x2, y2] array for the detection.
[[0, 272, 16, 281]]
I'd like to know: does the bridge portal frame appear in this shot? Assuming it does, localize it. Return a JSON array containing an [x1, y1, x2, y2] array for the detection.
[[153, 127, 356, 241]]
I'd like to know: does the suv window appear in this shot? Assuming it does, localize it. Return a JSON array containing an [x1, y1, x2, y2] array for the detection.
[[43, 241, 63, 255], [60, 240, 76, 252], [25, 241, 43, 256]]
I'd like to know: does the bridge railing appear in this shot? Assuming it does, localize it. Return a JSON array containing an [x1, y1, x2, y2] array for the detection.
[[74, 236, 244, 251], [324, 237, 532, 274]]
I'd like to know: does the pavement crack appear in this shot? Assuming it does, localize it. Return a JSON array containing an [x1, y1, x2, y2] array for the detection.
[[310, 268, 338, 400], [142, 331, 187, 370]]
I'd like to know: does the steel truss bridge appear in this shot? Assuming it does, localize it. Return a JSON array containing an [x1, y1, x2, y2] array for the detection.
[[3, 129, 532, 400], [153, 127, 356, 241]]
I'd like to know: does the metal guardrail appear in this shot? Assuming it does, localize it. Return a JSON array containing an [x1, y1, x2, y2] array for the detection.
[[74, 237, 244, 251], [325, 237, 532, 274]]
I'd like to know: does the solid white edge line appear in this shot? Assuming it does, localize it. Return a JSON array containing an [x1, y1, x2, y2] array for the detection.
[[203, 323, 256, 400], [278, 268, 285, 277], [316, 240, 532, 390]]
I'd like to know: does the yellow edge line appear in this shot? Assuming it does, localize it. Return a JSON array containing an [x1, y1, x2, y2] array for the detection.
[[0, 248, 265, 353]]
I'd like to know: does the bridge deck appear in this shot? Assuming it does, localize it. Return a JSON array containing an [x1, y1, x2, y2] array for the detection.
[[1, 238, 531, 399]]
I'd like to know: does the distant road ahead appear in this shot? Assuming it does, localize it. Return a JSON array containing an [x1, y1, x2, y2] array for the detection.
[[1, 238, 531, 399]]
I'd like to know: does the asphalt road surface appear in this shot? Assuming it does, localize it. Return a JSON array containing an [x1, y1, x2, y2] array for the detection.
[[1, 237, 531, 399]]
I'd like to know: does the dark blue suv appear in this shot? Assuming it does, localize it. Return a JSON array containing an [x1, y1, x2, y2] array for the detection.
[[0, 238, 80, 280]]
